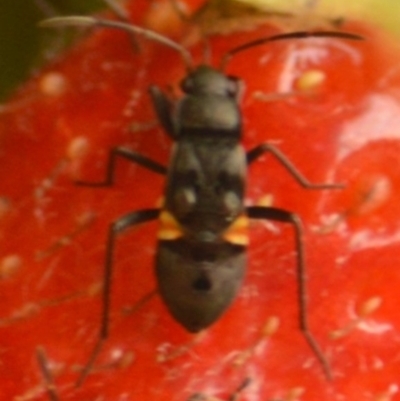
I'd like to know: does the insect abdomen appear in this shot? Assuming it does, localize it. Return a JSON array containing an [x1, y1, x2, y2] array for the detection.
[[155, 239, 247, 332]]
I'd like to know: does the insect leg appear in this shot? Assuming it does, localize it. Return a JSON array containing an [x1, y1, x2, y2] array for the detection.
[[246, 143, 343, 189], [76, 208, 159, 386], [247, 205, 332, 380], [36, 347, 59, 401], [149, 86, 175, 139], [76, 146, 167, 187]]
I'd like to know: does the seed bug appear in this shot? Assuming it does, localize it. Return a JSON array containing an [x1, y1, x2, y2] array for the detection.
[[40, 13, 363, 384]]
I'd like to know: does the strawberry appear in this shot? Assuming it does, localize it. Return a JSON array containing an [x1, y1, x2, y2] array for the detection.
[[1, 1, 400, 400]]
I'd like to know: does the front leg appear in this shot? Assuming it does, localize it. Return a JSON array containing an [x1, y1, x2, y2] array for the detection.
[[247, 205, 332, 380], [149, 85, 175, 139], [76, 146, 167, 187], [247, 143, 343, 189]]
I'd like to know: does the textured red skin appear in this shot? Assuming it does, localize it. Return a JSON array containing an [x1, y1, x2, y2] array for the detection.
[[1, 1, 400, 400]]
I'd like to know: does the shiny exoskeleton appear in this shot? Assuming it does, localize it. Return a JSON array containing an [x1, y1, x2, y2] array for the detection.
[[155, 65, 247, 330], [40, 14, 363, 384]]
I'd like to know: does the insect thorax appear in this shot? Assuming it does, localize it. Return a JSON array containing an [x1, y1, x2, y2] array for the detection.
[[164, 138, 247, 238]]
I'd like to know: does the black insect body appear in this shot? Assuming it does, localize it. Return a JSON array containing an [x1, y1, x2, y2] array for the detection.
[[40, 15, 363, 383], [155, 66, 248, 331]]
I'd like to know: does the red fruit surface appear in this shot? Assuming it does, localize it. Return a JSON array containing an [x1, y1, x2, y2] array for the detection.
[[2, 1, 400, 400]]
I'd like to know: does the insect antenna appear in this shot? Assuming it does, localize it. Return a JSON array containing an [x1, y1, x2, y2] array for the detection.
[[219, 30, 364, 70], [39, 16, 194, 71]]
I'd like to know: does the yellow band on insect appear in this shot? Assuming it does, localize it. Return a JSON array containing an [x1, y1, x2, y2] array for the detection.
[[222, 214, 249, 246], [158, 210, 184, 240]]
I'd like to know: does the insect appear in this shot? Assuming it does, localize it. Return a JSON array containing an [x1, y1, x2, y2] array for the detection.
[[40, 13, 363, 384]]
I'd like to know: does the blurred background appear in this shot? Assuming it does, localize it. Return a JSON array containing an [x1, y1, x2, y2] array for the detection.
[[1, 0, 399, 102], [0, 0, 103, 101]]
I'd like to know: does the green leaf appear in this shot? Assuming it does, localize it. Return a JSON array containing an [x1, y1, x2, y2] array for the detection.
[[0, 0, 103, 101]]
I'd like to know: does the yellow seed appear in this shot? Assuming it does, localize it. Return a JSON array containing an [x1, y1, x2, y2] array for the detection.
[[358, 296, 382, 317], [0, 255, 23, 279], [296, 69, 326, 92], [261, 316, 280, 337], [256, 194, 274, 207], [67, 136, 89, 160], [39, 72, 68, 96]]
